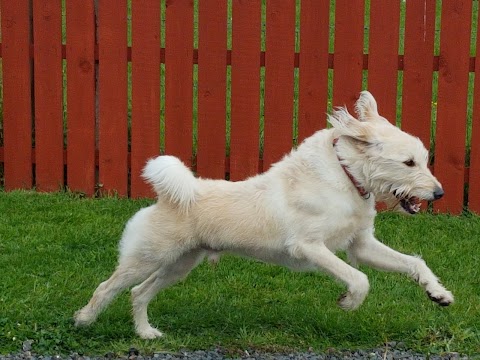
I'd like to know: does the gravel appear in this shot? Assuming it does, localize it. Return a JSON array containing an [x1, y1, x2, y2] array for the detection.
[[0, 342, 473, 360]]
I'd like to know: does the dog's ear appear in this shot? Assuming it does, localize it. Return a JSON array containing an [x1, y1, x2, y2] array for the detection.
[[354, 91, 393, 125], [354, 91, 380, 122], [328, 107, 373, 143]]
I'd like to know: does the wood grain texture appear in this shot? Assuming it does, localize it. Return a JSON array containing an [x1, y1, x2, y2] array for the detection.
[[130, 0, 160, 198], [98, 0, 128, 196], [262, 0, 295, 170], [298, 0, 330, 142], [66, 0, 96, 195], [230, 0, 261, 181], [197, 0, 227, 179], [433, 0, 472, 213], [1, 0, 33, 190]]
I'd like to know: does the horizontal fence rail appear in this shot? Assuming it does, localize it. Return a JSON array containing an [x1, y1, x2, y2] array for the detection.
[[0, 0, 479, 214]]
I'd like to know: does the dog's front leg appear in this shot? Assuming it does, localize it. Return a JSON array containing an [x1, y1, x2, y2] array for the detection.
[[347, 231, 454, 306], [296, 242, 370, 310]]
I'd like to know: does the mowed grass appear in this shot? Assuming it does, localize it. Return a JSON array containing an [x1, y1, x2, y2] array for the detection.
[[0, 191, 480, 356]]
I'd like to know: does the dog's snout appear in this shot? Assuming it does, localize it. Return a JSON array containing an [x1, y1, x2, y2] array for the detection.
[[433, 187, 444, 200]]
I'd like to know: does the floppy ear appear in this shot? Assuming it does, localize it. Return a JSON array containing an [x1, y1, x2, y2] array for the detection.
[[354, 91, 379, 121], [327, 106, 373, 143]]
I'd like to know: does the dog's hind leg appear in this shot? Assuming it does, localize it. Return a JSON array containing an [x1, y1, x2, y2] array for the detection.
[[347, 231, 454, 306], [131, 249, 206, 339], [74, 258, 159, 328]]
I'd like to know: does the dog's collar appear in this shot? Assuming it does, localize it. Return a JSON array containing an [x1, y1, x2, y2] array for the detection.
[[333, 138, 370, 199]]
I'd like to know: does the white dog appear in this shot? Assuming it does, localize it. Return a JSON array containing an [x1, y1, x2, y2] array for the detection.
[[74, 91, 453, 339]]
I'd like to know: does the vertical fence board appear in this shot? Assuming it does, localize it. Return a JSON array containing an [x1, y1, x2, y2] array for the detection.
[[130, 0, 160, 198], [197, 0, 227, 179], [33, 0, 63, 192], [434, 0, 472, 214], [1, 0, 32, 190], [98, 0, 128, 196], [332, 0, 364, 111], [230, 0, 261, 181], [402, 0, 435, 147], [263, 0, 295, 170], [469, 20, 480, 213], [165, 0, 193, 166], [0, 1, 478, 214], [298, 0, 329, 143], [367, 1, 400, 123], [66, 0, 96, 196]]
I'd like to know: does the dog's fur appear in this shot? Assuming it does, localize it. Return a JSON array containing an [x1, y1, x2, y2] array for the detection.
[[74, 91, 453, 339]]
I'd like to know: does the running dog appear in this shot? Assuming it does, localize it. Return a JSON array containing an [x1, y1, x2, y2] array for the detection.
[[74, 91, 453, 339]]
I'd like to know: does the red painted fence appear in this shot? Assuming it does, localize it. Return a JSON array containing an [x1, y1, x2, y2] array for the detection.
[[0, 0, 479, 214]]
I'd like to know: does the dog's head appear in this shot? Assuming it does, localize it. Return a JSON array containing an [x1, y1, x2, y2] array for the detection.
[[328, 91, 443, 214]]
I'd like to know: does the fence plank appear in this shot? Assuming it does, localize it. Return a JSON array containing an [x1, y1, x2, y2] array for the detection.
[[332, 0, 364, 111], [469, 20, 480, 214], [66, 0, 96, 196], [33, 0, 63, 192], [298, 0, 329, 143], [367, 1, 400, 123], [402, 0, 435, 147], [130, 0, 160, 198], [197, 0, 227, 179], [165, 1, 194, 166], [401, 0, 436, 212], [434, 0, 472, 214], [98, 0, 128, 196], [1, 0, 32, 190], [262, 0, 295, 170], [230, 0, 261, 181]]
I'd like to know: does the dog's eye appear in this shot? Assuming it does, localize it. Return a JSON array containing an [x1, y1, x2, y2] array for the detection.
[[404, 159, 415, 167]]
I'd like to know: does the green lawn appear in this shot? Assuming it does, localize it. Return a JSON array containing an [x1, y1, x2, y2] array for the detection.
[[0, 191, 479, 356]]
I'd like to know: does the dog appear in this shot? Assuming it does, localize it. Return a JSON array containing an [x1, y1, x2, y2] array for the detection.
[[74, 91, 453, 339]]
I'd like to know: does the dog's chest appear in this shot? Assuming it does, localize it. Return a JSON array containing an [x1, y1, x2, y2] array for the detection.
[[289, 194, 375, 252], [326, 207, 374, 251]]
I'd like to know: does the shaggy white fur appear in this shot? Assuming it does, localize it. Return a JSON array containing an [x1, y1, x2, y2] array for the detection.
[[74, 91, 453, 339]]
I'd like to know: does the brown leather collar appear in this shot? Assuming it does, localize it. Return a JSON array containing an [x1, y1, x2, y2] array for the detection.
[[333, 138, 370, 199]]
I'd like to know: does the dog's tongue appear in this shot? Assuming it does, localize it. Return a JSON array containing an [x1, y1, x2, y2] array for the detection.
[[401, 196, 421, 214]]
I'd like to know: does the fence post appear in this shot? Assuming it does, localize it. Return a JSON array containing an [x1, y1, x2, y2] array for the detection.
[[1, 0, 33, 190], [33, 0, 64, 192], [229, 0, 261, 181], [66, 0, 96, 196], [197, 0, 227, 179], [332, 0, 365, 111], [97, 0, 128, 196], [130, 0, 160, 198], [433, 0, 472, 214]]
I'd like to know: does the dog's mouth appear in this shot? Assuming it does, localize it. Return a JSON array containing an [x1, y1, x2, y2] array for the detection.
[[399, 196, 421, 214], [391, 188, 422, 214]]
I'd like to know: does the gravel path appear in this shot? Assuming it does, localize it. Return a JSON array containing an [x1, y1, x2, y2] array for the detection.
[[0, 342, 472, 360]]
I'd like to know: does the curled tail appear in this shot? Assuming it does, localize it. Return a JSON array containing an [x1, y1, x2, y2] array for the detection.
[[142, 155, 197, 212]]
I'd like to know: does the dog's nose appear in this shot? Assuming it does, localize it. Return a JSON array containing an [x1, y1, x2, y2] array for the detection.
[[433, 187, 444, 200]]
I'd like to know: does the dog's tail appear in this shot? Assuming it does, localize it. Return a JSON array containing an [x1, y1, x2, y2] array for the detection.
[[142, 155, 198, 212]]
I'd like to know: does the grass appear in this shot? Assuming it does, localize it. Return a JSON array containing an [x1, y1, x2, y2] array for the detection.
[[0, 4, 479, 353], [1, 191, 480, 356]]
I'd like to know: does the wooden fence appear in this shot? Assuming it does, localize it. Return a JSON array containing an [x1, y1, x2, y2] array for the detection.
[[0, 0, 479, 214]]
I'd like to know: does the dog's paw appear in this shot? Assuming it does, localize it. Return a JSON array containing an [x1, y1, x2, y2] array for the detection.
[[137, 326, 164, 339], [337, 291, 366, 311], [337, 275, 369, 310], [73, 309, 95, 327], [426, 288, 454, 307]]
